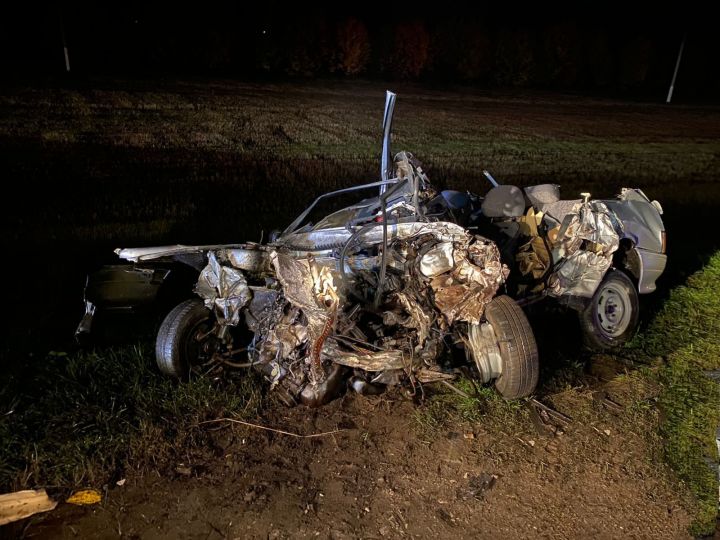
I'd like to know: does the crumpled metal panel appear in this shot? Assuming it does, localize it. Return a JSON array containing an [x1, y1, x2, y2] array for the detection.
[[548, 201, 620, 298], [270, 251, 342, 384], [553, 201, 619, 260], [270, 251, 334, 321], [322, 341, 406, 371], [431, 279, 498, 325], [395, 291, 431, 347], [221, 248, 269, 273], [430, 240, 508, 325], [261, 307, 308, 362], [195, 252, 251, 325], [548, 250, 613, 298], [282, 221, 474, 252], [419, 241, 455, 277]]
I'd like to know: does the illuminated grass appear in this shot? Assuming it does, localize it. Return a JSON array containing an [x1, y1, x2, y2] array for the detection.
[[633, 252, 720, 536], [0, 344, 264, 492]]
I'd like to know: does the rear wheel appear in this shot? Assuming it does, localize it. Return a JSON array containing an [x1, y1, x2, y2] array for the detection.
[[155, 299, 217, 378], [579, 270, 639, 351], [468, 295, 539, 399]]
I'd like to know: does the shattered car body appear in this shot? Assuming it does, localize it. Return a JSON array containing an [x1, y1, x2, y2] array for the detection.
[[78, 90, 666, 405], [117, 166, 526, 406], [80, 92, 540, 406], [475, 178, 666, 349]]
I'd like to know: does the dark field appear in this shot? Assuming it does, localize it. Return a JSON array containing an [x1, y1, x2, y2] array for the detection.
[[1, 81, 719, 537], [3, 80, 720, 347]]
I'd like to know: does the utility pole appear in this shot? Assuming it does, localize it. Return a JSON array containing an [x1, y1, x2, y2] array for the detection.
[[59, 9, 70, 72], [666, 34, 686, 103]]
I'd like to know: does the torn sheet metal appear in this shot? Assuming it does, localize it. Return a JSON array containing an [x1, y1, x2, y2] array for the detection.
[[269, 251, 343, 384], [195, 252, 251, 325], [430, 240, 508, 325], [552, 201, 619, 260], [547, 201, 620, 298], [548, 250, 613, 298], [395, 291, 432, 347], [270, 251, 335, 319], [221, 247, 269, 273], [323, 341, 407, 371], [420, 241, 455, 277]]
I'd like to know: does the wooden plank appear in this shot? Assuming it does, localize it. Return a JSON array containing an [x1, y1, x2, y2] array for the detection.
[[0, 489, 57, 525]]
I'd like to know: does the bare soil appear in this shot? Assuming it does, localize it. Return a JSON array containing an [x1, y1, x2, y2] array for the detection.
[[23, 374, 691, 540]]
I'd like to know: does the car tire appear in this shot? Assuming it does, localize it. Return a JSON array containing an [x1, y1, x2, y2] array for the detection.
[[156, 298, 214, 378], [579, 270, 639, 351], [484, 295, 539, 399]]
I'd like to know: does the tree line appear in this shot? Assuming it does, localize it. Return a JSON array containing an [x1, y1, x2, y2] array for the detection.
[[7, 9, 718, 95]]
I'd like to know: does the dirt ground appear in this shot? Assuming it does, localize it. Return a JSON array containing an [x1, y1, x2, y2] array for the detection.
[[22, 375, 692, 540]]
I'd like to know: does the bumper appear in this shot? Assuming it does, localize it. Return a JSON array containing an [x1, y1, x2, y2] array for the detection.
[[636, 249, 667, 294]]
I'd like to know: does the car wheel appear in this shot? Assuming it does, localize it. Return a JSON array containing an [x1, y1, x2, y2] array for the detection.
[[156, 299, 216, 378], [468, 295, 539, 399], [579, 270, 639, 351]]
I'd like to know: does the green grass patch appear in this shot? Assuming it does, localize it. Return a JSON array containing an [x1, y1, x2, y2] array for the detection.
[[0, 344, 264, 493], [413, 378, 527, 439], [633, 251, 720, 536]]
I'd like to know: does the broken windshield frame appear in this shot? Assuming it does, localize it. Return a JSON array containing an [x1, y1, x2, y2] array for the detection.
[[280, 178, 408, 237]]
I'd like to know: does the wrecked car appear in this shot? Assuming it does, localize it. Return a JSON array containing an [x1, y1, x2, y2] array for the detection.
[[77, 91, 667, 406], [472, 177, 666, 350], [77, 91, 539, 406]]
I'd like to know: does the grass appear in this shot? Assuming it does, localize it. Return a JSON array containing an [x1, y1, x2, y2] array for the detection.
[[630, 251, 720, 536], [2, 81, 720, 293], [0, 344, 264, 493], [413, 378, 528, 439], [3, 81, 720, 247]]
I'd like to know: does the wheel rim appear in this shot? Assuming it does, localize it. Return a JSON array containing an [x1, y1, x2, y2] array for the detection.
[[183, 317, 219, 373], [596, 284, 631, 338], [467, 322, 503, 383]]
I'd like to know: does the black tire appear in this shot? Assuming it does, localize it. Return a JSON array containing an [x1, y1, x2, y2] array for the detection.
[[156, 299, 214, 378], [579, 270, 639, 351], [484, 295, 539, 399]]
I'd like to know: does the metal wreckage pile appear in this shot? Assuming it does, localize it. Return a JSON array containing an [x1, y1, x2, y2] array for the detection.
[[194, 158, 509, 407], [191, 155, 623, 407], [79, 92, 666, 409], [513, 191, 621, 298]]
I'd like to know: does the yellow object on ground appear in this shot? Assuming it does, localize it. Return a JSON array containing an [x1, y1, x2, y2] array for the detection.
[[66, 489, 102, 505], [0, 489, 57, 525]]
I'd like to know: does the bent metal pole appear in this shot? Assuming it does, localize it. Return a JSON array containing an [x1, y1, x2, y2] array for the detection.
[[380, 91, 396, 195]]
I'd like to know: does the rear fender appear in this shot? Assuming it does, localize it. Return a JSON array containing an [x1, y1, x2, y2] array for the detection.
[[84, 265, 171, 309], [76, 263, 198, 339]]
